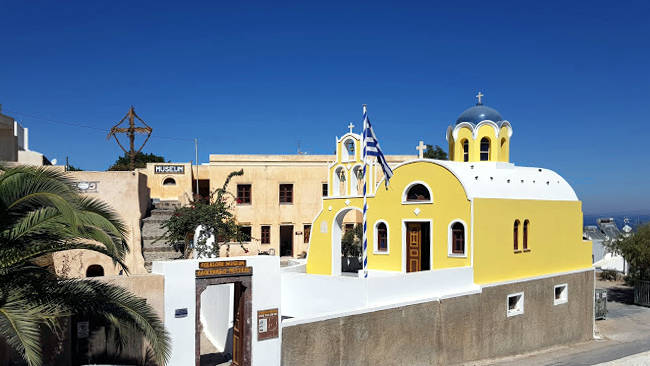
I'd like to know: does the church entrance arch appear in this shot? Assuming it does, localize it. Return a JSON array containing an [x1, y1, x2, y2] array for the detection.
[[331, 206, 362, 276]]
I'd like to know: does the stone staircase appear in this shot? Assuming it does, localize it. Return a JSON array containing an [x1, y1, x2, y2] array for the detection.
[[142, 200, 183, 272]]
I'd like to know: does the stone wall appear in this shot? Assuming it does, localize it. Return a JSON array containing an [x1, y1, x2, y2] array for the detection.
[[281, 270, 594, 365]]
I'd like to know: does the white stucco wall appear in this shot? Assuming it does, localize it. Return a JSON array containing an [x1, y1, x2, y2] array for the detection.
[[281, 267, 479, 321], [153, 256, 281, 366]]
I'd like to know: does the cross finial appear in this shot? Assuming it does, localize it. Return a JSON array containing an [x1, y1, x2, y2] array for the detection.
[[476, 91, 484, 105], [348, 122, 355, 134], [416, 140, 426, 159]]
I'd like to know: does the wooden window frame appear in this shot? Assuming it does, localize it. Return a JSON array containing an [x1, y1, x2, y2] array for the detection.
[[480, 137, 490, 161], [377, 223, 388, 252], [523, 219, 530, 251], [303, 224, 311, 244], [261, 225, 270, 244], [462, 139, 469, 162], [514, 220, 520, 252], [237, 184, 252, 205], [451, 223, 465, 254], [279, 184, 293, 204]]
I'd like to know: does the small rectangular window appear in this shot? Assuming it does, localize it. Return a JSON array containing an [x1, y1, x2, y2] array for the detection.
[[279, 184, 293, 204], [322, 183, 328, 197], [303, 224, 311, 244], [507, 292, 524, 317], [237, 184, 251, 204], [240, 226, 251, 242], [261, 225, 270, 244], [345, 223, 354, 234], [554, 284, 568, 305]]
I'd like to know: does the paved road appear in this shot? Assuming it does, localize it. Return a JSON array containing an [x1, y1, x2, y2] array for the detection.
[[478, 280, 650, 366]]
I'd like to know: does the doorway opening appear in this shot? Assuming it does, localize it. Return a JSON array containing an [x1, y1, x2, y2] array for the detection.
[[196, 277, 252, 366], [405, 221, 431, 272], [280, 225, 293, 257], [193, 179, 211, 199]]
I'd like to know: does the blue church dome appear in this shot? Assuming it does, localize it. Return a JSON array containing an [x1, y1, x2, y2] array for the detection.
[[455, 104, 503, 125]]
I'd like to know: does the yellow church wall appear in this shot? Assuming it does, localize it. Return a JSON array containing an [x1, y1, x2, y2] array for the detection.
[[453, 127, 474, 162], [472, 198, 592, 284], [307, 161, 472, 275], [498, 126, 510, 162]]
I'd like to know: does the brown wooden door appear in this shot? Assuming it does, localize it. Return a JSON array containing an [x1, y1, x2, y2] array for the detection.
[[232, 283, 245, 366], [407, 223, 422, 272]]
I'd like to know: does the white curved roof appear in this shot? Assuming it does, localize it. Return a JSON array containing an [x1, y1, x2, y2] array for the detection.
[[398, 160, 579, 201]]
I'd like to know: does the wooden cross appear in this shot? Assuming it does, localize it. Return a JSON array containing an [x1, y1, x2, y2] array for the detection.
[[106, 106, 153, 170], [476, 91, 484, 105], [416, 140, 426, 159], [348, 122, 355, 134]]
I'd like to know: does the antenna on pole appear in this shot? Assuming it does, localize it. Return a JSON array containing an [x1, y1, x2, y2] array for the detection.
[[107, 106, 153, 170]]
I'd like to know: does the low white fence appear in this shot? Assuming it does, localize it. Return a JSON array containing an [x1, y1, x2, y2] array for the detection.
[[281, 267, 479, 321]]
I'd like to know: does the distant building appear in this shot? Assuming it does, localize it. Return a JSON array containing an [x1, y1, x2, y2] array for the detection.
[[0, 105, 51, 166], [584, 218, 628, 273]]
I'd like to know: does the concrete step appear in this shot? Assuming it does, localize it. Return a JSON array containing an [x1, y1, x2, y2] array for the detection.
[[142, 246, 177, 253]]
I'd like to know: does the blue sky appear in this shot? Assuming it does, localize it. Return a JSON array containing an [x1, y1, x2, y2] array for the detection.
[[1, 0, 648, 213]]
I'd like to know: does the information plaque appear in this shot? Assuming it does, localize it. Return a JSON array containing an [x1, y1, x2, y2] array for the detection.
[[257, 308, 279, 341]]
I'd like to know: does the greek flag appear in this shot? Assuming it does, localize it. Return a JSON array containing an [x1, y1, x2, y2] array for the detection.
[[361, 105, 392, 279], [362, 106, 393, 188]]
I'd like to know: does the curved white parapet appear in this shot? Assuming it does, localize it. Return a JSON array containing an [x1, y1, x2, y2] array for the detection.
[[386, 160, 579, 202]]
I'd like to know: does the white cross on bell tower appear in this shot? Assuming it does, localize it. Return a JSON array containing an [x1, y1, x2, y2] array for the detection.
[[476, 91, 484, 105], [416, 140, 426, 159], [347, 122, 355, 134]]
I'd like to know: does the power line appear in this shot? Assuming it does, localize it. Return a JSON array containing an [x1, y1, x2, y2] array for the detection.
[[5, 109, 196, 142]]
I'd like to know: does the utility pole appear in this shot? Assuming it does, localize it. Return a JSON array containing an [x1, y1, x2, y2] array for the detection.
[[195, 138, 199, 195], [107, 106, 153, 170]]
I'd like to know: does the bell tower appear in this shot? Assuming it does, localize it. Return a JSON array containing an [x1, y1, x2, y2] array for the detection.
[[446, 92, 513, 163]]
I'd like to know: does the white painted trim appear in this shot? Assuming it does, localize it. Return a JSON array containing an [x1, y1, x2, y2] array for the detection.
[[480, 267, 594, 288], [473, 120, 500, 140], [447, 219, 468, 258], [350, 164, 363, 196], [332, 165, 347, 197], [450, 120, 513, 142], [341, 137, 357, 163], [401, 180, 434, 204], [331, 206, 363, 276], [373, 220, 390, 255], [376, 159, 471, 200], [554, 283, 568, 305], [506, 292, 524, 317], [451, 122, 474, 141], [401, 218, 434, 273]]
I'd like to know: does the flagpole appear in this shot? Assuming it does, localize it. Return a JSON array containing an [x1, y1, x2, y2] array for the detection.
[[362, 104, 369, 279]]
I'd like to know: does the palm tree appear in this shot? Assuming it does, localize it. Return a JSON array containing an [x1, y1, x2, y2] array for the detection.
[[0, 165, 170, 366]]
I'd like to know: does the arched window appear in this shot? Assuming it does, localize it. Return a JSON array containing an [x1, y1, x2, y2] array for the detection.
[[86, 264, 104, 277], [163, 177, 176, 186], [451, 222, 465, 254], [523, 220, 529, 250], [462, 139, 469, 162], [376, 221, 388, 253], [404, 183, 432, 202], [480, 137, 490, 161], [514, 220, 520, 251]]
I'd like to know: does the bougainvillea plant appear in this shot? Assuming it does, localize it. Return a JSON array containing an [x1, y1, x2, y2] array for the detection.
[[161, 169, 250, 258]]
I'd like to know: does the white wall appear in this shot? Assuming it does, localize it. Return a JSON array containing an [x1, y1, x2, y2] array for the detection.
[[200, 284, 233, 352], [153, 256, 282, 366], [281, 267, 479, 321]]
